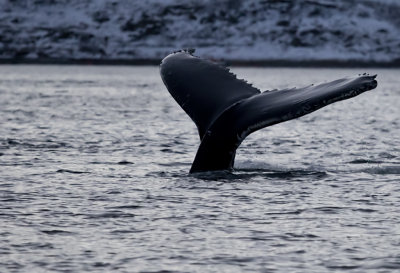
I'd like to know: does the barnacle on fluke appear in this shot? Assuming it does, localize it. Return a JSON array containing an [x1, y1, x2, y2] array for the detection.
[[160, 50, 378, 173]]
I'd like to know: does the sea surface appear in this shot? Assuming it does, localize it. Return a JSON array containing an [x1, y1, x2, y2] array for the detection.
[[0, 65, 399, 273]]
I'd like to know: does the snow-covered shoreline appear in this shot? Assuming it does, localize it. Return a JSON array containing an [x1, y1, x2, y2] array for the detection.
[[1, 57, 399, 68], [1, 0, 399, 64]]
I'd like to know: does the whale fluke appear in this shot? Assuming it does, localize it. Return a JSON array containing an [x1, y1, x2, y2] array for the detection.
[[160, 50, 378, 173]]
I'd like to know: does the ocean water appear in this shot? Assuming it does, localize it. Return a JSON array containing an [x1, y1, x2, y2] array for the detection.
[[0, 65, 399, 273]]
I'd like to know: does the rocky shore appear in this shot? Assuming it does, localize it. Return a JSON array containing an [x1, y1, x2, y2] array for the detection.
[[1, 0, 399, 65]]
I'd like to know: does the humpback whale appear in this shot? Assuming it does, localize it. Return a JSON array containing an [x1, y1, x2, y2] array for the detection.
[[160, 50, 378, 173]]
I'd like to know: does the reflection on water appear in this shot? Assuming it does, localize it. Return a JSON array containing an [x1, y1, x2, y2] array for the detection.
[[0, 65, 399, 272]]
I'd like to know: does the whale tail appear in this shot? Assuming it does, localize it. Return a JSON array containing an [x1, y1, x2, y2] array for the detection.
[[160, 50, 378, 173]]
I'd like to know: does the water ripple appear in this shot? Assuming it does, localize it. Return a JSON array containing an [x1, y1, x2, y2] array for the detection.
[[0, 65, 399, 272]]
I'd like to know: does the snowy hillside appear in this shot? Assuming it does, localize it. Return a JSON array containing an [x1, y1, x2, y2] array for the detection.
[[0, 0, 399, 63]]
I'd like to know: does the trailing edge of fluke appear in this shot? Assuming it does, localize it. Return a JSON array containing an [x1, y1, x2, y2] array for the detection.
[[159, 49, 378, 173]]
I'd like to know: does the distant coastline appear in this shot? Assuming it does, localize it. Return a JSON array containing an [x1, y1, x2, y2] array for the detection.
[[2, 1, 399, 67], [1, 58, 399, 68]]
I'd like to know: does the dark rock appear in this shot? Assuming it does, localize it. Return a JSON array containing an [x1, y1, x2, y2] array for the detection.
[[277, 20, 290, 27], [291, 37, 310, 47], [309, 8, 321, 17], [92, 11, 109, 23], [121, 14, 163, 39]]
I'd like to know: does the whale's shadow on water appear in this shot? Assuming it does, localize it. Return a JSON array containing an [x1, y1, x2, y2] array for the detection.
[[190, 167, 329, 181], [151, 159, 400, 181], [149, 162, 327, 181], [151, 160, 329, 181]]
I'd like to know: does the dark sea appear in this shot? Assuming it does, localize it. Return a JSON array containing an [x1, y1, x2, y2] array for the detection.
[[0, 65, 399, 273]]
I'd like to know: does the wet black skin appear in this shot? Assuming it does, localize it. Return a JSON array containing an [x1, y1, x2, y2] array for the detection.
[[160, 51, 378, 173]]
